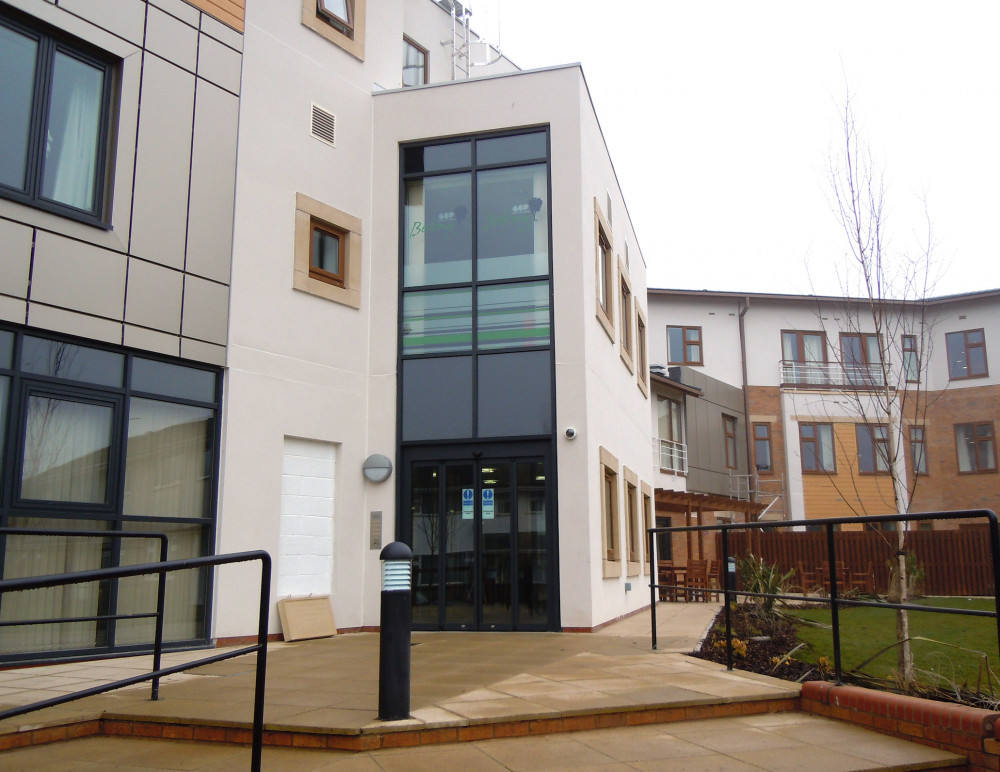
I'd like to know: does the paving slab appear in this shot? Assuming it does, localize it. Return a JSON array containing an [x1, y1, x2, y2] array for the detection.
[[0, 604, 968, 770]]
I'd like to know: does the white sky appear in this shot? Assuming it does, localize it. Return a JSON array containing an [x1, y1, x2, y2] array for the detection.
[[469, 1, 1000, 298]]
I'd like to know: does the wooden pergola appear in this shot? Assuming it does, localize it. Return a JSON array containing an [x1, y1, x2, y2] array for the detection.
[[654, 489, 768, 562]]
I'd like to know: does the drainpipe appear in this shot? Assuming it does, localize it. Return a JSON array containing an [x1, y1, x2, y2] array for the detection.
[[738, 297, 753, 517]]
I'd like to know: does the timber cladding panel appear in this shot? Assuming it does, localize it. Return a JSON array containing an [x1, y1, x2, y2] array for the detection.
[[802, 422, 898, 520], [185, 0, 245, 31]]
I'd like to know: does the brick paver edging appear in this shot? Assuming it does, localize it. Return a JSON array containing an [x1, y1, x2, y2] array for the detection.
[[801, 681, 1000, 772], [0, 697, 800, 753]]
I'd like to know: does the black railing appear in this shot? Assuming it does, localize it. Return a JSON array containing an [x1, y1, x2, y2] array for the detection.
[[0, 550, 271, 772], [648, 509, 1000, 685]]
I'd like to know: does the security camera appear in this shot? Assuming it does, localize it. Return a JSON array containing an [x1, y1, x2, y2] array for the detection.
[[565, 427, 577, 439]]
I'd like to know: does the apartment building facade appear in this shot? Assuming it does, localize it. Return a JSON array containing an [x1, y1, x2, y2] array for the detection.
[[647, 288, 1000, 527], [0, 0, 243, 659], [1, 0, 660, 659]]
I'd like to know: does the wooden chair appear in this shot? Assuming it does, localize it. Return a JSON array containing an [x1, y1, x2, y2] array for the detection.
[[849, 562, 875, 594], [820, 561, 850, 594], [658, 560, 680, 601], [797, 563, 820, 594], [707, 560, 722, 601], [685, 559, 710, 602]]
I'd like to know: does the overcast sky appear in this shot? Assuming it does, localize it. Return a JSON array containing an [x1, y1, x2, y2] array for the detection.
[[470, 1, 999, 298]]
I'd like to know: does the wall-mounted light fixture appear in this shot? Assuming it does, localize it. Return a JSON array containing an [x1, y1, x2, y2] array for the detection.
[[362, 454, 393, 483]]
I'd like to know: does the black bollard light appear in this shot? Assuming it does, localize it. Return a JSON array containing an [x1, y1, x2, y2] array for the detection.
[[378, 541, 413, 721]]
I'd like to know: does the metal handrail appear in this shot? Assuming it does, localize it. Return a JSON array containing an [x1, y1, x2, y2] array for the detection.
[[648, 509, 1000, 686], [779, 359, 887, 388], [653, 437, 688, 473], [0, 550, 272, 772]]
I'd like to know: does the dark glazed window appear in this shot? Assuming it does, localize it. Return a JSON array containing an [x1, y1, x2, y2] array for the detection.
[[20, 394, 114, 504], [754, 423, 772, 473], [477, 350, 551, 437], [403, 173, 472, 286], [902, 335, 919, 382], [21, 337, 123, 387], [476, 164, 548, 280], [476, 132, 547, 166], [909, 426, 927, 475], [955, 422, 996, 473], [402, 36, 427, 86], [403, 141, 471, 174], [800, 423, 835, 472], [401, 356, 473, 441], [0, 11, 115, 224], [667, 326, 702, 365], [946, 329, 988, 380], [132, 358, 217, 402], [856, 424, 890, 474], [723, 415, 737, 469], [309, 220, 346, 287], [400, 129, 552, 442]]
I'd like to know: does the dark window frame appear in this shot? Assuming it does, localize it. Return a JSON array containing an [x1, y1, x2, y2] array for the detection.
[[782, 329, 827, 363], [799, 422, 836, 473], [955, 421, 997, 474], [946, 329, 989, 380], [856, 423, 890, 475], [308, 218, 347, 288], [402, 35, 428, 87], [597, 226, 612, 317], [602, 464, 618, 561], [0, 8, 116, 227], [619, 270, 633, 360], [908, 425, 928, 476], [667, 325, 703, 366], [635, 311, 648, 393], [753, 422, 773, 474], [723, 414, 738, 470], [902, 334, 920, 383]]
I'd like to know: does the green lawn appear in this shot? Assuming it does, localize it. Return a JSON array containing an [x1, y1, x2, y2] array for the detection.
[[786, 596, 1000, 690]]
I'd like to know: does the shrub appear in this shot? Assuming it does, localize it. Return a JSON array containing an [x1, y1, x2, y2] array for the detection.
[[736, 553, 796, 615]]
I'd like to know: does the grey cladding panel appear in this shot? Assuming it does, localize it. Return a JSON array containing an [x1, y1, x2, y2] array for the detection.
[[185, 83, 239, 283], [129, 55, 195, 270]]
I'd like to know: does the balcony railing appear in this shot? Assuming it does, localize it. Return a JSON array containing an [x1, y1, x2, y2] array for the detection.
[[653, 438, 688, 474], [780, 360, 886, 389]]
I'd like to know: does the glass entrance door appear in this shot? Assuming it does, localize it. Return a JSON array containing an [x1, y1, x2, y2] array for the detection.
[[406, 454, 551, 630]]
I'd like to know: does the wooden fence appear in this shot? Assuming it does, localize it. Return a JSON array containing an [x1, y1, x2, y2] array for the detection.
[[719, 526, 996, 597]]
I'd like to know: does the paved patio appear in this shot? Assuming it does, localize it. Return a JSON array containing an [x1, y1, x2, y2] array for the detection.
[[0, 603, 965, 770]]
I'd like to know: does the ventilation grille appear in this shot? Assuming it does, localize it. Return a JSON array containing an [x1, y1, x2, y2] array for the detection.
[[311, 103, 336, 146]]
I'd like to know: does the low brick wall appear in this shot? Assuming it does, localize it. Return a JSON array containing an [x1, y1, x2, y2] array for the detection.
[[802, 681, 1000, 771]]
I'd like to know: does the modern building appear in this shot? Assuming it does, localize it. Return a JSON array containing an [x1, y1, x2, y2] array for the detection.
[[213, 0, 658, 640], [646, 288, 1000, 528], [0, 0, 243, 659]]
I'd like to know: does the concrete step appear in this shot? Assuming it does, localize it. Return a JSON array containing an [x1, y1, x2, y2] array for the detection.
[[0, 711, 967, 771]]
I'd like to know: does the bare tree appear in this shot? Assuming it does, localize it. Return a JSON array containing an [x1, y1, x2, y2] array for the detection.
[[812, 92, 942, 687]]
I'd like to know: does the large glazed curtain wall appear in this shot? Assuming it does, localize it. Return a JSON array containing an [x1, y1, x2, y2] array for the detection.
[[41, 51, 103, 211]]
